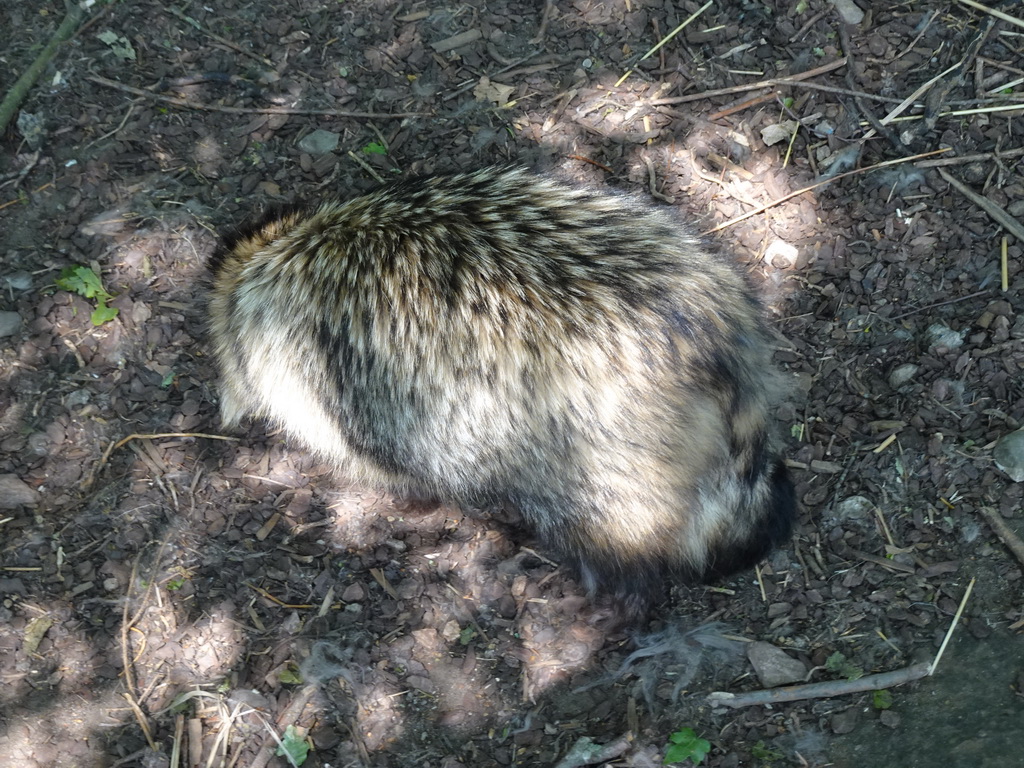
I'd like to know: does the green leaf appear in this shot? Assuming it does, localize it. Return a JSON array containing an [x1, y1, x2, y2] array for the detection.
[[362, 141, 387, 155], [825, 651, 864, 681], [168, 692, 193, 713], [664, 728, 710, 765], [751, 741, 783, 761], [873, 689, 894, 710], [97, 30, 137, 61], [91, 303, 119, 326], [276, 725, 309, 765], [56, 265, 104, 299], [278, 663, 304, 685], [57, 265, 118, 325], [459, 626, 476, 645], [160, 371, 176, 388]]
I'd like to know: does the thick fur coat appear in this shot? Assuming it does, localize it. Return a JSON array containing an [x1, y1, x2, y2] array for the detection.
[[208, 167, 794, 609]]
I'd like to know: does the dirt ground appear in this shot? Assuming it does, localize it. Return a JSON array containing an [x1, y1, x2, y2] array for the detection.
[[1, 1, 1022, 766]]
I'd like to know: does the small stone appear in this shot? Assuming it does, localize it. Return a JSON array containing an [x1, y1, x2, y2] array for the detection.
[[0, 578, 27, 595], [406, 675, 436, 694], [987, 300, 1013, 317], [831, 707, 859, 734], [27, 433, 50, 456], [879, 710, 901, 728], [65, 389, 91, 408], [341, 583, 365, 602], [926, 322, 965, 351], [765, 239, 799, 268], [761, 121, 798, 147], [888, 363, 919, 389], [0, 311, 21, 337], [17, 111, 45, 149], [747, 641, 807, 688], [0, 474, 40, 508], [297, 129, 339, 155], [993, 428, 1024, 482], [832, 0, 865, 25], [441, 619, 462, 643], [2, 272, 32, 292], [825, 495, 874, 527]]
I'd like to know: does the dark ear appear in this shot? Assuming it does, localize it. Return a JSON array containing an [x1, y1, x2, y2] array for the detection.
[[209, 201, 310, 273]]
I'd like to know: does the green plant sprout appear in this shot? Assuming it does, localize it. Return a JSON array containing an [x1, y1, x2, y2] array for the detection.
[[664, 727, 711, 765], [55, 265, 119, 326], [826, 651, 864, 681], [275, 724, 309, 766]]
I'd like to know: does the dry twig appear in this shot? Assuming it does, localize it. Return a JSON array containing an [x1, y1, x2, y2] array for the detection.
[[530, 0, 557, 45], [249, 685, 319, 768], [710, 578, 977, 709], [85, 431, 239, 491], [707, 663, 933, 709], [701, 148, 951, 234], [0, 2, 87, 136], [88, 75, 429, 119], [937, 167, 1024, 243], [976, 507, 1024, 568], [887, 289, 993, 321], [164, 6, 274, 67], [652, 58, 848, 106], [916, 146, 1024, 168]]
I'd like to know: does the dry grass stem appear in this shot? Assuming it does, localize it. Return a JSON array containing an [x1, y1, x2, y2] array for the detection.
[[956, 0, 1024, 30], [928, 577, 976, 676]]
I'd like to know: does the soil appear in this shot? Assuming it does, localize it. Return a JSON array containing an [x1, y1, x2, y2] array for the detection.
[[1, 1, 1022, 767]]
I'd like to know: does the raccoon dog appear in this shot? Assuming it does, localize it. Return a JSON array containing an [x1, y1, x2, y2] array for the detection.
[[208, 167, 794, 611]]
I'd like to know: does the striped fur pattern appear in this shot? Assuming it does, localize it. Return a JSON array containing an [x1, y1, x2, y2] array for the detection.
[[208, 167, 794, 610]]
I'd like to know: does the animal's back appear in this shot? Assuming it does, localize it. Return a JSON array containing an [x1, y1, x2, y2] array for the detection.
[[208, 167, 794, 608]]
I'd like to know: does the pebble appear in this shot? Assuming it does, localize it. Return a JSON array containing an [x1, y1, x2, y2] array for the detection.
[[926, 322, 965, 351], [825, 495, 875, 527], [0, 311, 21, 337], [831, 707, 859, 734], [888, 363, 919, 389], [747, 641, 808, 688], [993, 427, 1024, 482], [0, 474, 40, 508], [341, 583, 365, 602], [832, 0, 865, 25], [298, 129, 340, 155], [2, 272, 32, 292]]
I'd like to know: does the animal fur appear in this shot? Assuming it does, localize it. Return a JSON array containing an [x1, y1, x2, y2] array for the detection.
[[208, 167, 794, 610]]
